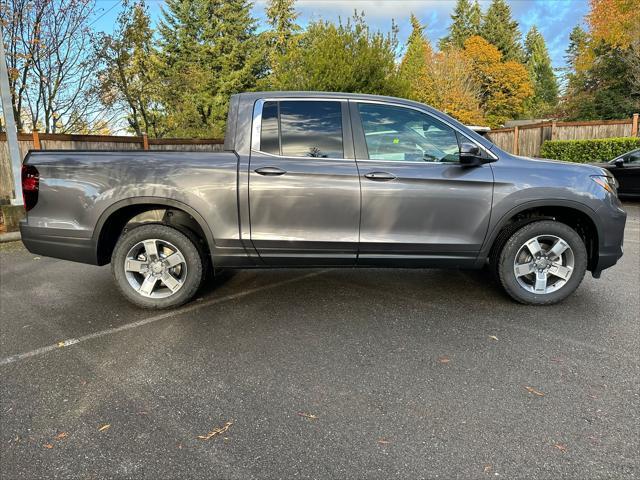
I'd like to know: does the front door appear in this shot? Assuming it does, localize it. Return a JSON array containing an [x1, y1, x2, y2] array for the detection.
[[616, 149, 640, 196], [351, 101, 494, 266], [249, 99, 361, 265]]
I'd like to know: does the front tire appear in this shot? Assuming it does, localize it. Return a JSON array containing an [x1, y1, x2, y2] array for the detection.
[[112, 224, 204, 309], [497, 220, 587, 305]]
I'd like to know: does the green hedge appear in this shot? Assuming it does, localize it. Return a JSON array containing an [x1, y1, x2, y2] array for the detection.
[[539, 137, 640, 163]]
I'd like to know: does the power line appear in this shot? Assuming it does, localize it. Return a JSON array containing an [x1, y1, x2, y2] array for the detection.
[[89, 0, 124, 27]]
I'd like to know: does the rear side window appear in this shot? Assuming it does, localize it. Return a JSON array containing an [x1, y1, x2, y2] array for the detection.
[[260, 101, 280, 155], [258, 100, 344, 158]]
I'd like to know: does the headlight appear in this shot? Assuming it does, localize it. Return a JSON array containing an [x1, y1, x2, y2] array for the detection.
[[591, 175, 618, 195]]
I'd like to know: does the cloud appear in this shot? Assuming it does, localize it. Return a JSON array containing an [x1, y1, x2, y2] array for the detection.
[[254, 0, 458, 22]]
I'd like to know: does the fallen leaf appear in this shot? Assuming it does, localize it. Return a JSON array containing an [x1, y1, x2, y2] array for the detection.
[[297, 412, 318, 420], [98, 424, 111, 432], [483, 464, 493, 474], [437, 356, 450, 364], [525, 386, 545, 397], [57, 342, 65, 348], [488, 335, 499, 341], [198, 421, 232, 440], [44, 443, 53, 449], [554, 443, 567, 453], [54, 432, 68, 441], [377, 438, 391, 445]]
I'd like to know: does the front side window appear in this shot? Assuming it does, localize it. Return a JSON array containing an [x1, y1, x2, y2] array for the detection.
[[626, 150, 640, 164], [358, 103, 461, 163], [259, 100, 344, 158]]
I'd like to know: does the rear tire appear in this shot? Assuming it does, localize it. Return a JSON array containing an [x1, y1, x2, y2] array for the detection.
[[496, 220, 587, 305], [112, 224, 204, 309]]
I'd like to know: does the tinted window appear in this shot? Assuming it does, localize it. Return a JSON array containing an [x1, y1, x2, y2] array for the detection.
[[627, 150, 640, 164], [279, 101, 343, 158], [260, 101, 280, 155], [358, 103, 460, 163]]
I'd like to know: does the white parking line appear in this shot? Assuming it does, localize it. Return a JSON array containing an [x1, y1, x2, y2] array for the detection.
[[0, 270, 328, 367]]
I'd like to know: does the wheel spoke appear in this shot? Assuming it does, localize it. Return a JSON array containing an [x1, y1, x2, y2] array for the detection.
[[164, 251, 185, 269], [548, 239, 569, 259], [534, 270, 548, 293], [138, 274, 157, 296], [161, 272, 181, 292], [125, 259, 147, 273], [525, 238, 542, 257], [549, 263, 571, 280], [143, 240, 159, 260], [514, 262, 535, 277]]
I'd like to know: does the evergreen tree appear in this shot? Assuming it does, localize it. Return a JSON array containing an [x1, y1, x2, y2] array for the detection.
[[157, 0, 264, 137], [266, 0, 299, 56], [439, 0, 482, 49], [524, 26, 559, 114], [480, 0, 524, 61], [564, 25, 589, 71], [399, 14, 432, 103], [267, 12, 404, 96]]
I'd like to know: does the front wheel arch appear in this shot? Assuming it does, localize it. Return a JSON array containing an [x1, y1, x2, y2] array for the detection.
[[485, 202, 599, 272]]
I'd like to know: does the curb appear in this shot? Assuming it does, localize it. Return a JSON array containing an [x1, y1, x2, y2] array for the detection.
[[0, 231, 21, 243]]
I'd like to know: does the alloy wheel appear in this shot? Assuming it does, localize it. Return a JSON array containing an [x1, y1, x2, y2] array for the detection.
[[124, 239, 187, 298], [513, 234, 575, 295]]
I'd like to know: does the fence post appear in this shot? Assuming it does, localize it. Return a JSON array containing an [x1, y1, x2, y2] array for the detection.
[[141, 133, 149, 150], [551, 121, 557, 140], [513, 126, 519, 155], [32, 130, 41, 150], [632, 113, 639, 137]]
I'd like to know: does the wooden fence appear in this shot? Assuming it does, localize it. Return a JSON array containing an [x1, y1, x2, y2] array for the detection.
[[486, 114, 640, 158], [0, 132, 224, 202]]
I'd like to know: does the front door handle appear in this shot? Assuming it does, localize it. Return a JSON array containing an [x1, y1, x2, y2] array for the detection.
[[254, 166, 287, 176], [364, 171, 396, 181]]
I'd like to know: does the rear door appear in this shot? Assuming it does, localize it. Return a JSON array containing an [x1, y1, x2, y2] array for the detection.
[[248, 99, 361, 265], [351, 101, 494, 266]]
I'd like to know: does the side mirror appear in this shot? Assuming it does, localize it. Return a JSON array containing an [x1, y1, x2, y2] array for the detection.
[[614, 158, 625, 168], [459, 142, 484, 167]]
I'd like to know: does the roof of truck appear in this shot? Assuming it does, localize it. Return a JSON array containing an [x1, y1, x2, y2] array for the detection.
[[236, 91, 427, 105]]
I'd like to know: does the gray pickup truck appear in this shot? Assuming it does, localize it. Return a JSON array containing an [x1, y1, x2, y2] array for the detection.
[[20, 92, 626, 308]]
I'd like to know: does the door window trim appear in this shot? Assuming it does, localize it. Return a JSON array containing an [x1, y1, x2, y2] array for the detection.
[[251, 98, 354, 161], [351, 99, 497, 163]]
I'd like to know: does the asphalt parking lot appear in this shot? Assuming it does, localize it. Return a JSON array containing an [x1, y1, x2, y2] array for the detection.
[[1, 202, 638, 479]]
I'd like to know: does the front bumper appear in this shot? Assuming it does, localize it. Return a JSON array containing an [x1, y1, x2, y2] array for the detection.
[[591, 200, 626, 277]]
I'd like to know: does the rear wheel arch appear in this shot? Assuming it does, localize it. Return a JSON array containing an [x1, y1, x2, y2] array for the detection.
[[486, 201, 600, 272], [94, 198, 214, 266]]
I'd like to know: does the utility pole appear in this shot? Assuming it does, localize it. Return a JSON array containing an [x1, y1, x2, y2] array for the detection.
[[0, 24, 23, 206]]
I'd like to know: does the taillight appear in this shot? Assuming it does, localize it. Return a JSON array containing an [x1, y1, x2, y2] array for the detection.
[[21, 165, 39, 211]]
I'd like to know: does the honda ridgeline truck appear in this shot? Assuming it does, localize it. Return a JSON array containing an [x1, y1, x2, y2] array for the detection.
[[20, 92, 627, 308]]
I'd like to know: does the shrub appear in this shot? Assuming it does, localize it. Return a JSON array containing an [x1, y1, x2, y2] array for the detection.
[[539, 137, 640, 163]]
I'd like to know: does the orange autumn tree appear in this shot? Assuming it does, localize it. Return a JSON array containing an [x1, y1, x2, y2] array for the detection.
[[587, 0, 640, 49], [399, 15, 484, 125], [426, 49, 485, 125], [463, 36, 533, 127]]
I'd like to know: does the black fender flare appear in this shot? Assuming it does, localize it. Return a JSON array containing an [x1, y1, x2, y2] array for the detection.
[[480, 199, 602, 258], [93, 197, 215, 260]]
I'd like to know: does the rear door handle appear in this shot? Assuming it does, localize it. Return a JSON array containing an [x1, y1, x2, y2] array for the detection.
[[364, 171, 396, 181], [254, 166, 287, 176]]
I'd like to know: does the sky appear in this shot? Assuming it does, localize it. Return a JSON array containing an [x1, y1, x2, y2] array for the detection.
[[93, 0, 590, 69]]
